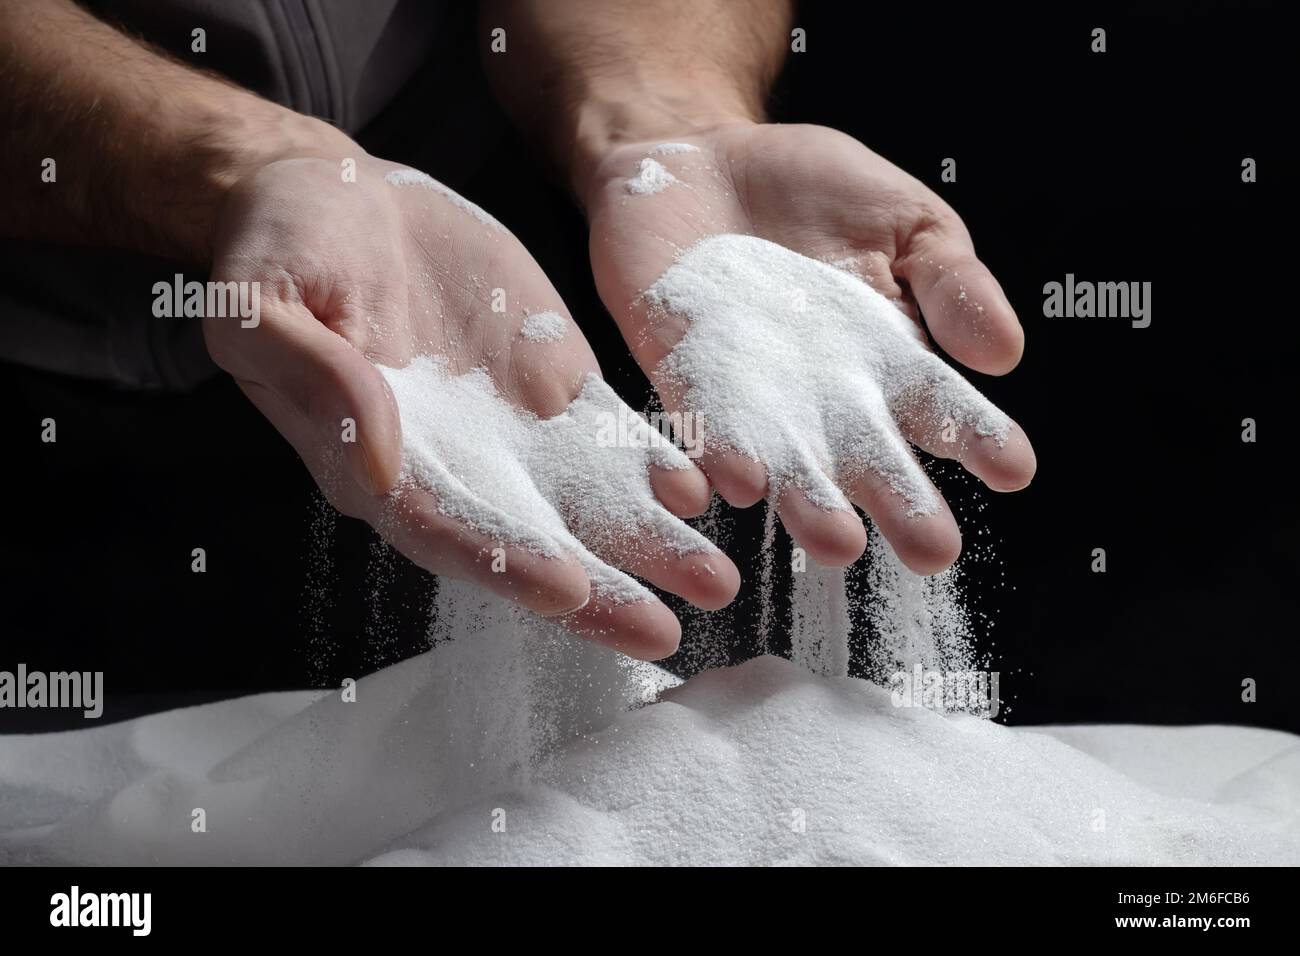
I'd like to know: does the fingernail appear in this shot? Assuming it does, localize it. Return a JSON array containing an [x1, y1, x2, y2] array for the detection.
[[357, 442, 382, 496], [540, 594, 590, 618]]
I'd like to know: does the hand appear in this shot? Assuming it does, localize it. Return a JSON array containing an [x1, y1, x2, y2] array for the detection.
[[203, 154, 739, 659], [581, 122, 1037, 574]]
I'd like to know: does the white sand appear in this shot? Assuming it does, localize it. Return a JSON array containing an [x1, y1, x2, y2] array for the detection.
[[519, 310, 568, 343], [625, 158, 679, 195], [648, 235, 1012, 513], [2, 602, 1295, 866], [380, 357, 708, 604]]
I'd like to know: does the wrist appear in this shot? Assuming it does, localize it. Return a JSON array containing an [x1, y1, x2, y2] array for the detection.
[[134, 96, 355, 264], [72, 75, 356, 265], [563, 79, 762, 209]]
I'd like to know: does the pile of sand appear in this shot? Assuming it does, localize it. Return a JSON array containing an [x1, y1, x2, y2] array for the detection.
[[2, 623, 1295, 866]]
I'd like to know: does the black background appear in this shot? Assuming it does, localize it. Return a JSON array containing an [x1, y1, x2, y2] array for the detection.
[[2, 2, 1294, 733]]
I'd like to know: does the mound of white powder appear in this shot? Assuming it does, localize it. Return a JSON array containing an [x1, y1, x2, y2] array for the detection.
[[2, 641, 1295, 866], [380, 357, 709, 603], [519, 310, 568, 343], [648, 234, 1012, 513], [371, 656, 1300, 866], [625, 157, 679, 195]]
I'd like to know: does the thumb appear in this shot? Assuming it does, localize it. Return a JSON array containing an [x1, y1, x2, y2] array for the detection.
[[204, 301, 402, 497]]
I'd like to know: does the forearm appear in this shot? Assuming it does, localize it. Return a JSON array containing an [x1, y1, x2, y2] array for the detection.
[[481, 0, 791, 205], [0, 0, 350, 264]]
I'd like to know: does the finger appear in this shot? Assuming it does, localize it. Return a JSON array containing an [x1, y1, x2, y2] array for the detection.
[[649, 463, 712, 517], [969, 424, 1035, 492], [847, 465, 961, 575], [565, 475, 741, 610], [891, 354, 1037, 491], [203, 302, 402, 496], [377, 485, 592, 617], [897, 232, 1024, 376], [775, 484, 868, 567], [593, 535, 741, 611], [901, 412, 1037, 492], [643, 376, 766, 508], [560, 591, 682, 661], [697, 446, 769, 507]]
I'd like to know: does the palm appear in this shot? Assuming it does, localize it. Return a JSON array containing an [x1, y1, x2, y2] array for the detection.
[[586, 123, 1036, 573]]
